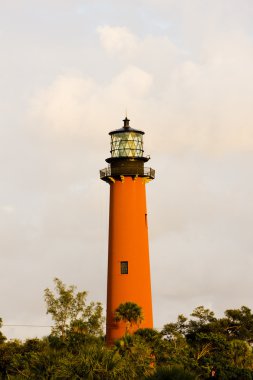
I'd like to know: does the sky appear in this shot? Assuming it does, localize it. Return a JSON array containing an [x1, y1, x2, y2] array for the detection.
[[1, 0, 253, 339]]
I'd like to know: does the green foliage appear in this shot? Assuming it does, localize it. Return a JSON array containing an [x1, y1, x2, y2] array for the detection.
[[159, 305, 253, 379], [147, 366, 197, 380], [0, 318, 6, 345], [54, 344, 124, 379], [114, 302, 144, 333], [44, 277, 104, 338], [113, 334, 154, 378], [134, 328, 172, 366], [0, 340, 22, 379], [3, 283, 253, 379], [162, 314, 188, 340], [228, 339, 253, 368], [224, 306, 253, 343]]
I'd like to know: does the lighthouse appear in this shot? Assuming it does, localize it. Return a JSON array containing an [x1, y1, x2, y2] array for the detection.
[[100, 117, 155, 345]]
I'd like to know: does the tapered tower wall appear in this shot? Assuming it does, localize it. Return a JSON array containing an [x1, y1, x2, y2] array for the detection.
[[106, 176, 153, 344]]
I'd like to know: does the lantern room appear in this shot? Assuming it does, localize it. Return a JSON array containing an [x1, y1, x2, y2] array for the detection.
[[109, 117, 144, 158], [100, 117, 155, 181]]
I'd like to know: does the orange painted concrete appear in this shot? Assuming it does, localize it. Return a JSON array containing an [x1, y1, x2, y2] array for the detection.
[[106, 176, 153, 345]]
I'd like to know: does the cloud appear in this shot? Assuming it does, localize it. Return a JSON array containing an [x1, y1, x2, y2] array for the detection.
[[28, 66, 153, 144], [29, 24, 253, 156], [97, 25, 138, 55], [2, 205, 15, 214], [29, 74, 97, 138], [108, 66, 153, 97]]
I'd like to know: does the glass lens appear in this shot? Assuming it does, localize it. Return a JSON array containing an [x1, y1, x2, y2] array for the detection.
[[111, 132, 143, 157]]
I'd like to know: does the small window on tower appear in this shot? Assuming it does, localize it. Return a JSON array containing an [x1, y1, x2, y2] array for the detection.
[[120, 261, 128, 274]]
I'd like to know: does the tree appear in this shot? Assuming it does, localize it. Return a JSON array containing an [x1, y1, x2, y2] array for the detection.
[[0, 340, 22, 379], [135, 328, 172, 366], [161, 305, 253, 378], [148, 366, 197, 380], [224, 306, 253, 343], [44, 278, 104, 338], [0, 317, 6, 344], [162, 314, 188, 341], [113, 333, 154, 378], [114, 302, 144, 334], [228, 339, 253, 368]]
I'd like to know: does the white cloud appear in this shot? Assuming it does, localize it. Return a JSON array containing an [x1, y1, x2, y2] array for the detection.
[[2, 205, 15, 214], [108, 65, 153, 97], [28, 66, 153, 143], [29, 28, 253, 155], [29, 74, 97, 137], [97, 25, 138, 55], [26, 18, 253, 155]]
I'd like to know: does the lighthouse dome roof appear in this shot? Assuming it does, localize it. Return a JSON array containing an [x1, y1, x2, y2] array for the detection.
[[109, 117, 144, 135]]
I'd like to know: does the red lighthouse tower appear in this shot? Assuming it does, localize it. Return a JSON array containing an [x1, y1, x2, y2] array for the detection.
[[100, 117, 155, 345]]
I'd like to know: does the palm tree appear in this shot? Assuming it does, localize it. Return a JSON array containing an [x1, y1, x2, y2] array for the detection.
[[114, 302, 144, 334]]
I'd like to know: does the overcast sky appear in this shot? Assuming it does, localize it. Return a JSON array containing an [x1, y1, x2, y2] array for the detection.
[[1, 0, 253, 340]]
